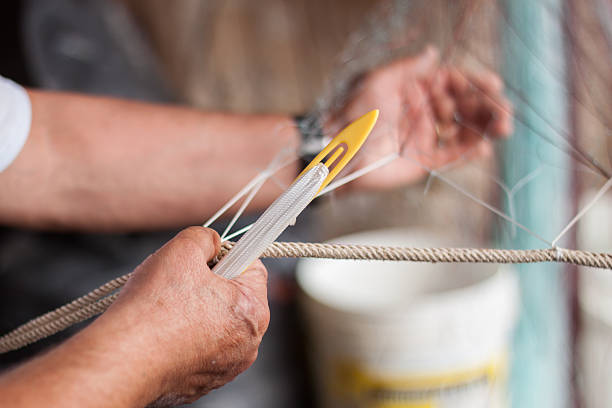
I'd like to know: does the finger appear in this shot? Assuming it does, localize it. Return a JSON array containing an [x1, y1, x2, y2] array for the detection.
[[429, 69, 446, 97], [233, 259, 269, 293], [402, 107, 436, 156], [174, 226, 222, 262], [454, 70, 507, 123], [469, 70, 504, 95], [389, 45, 440, 79], [436, 122, 459, 147], [431, 130, 482, 166], [481, 96, 513, 135], [429, 70, 456, 123], [448, 68, 470, 96], [410, 45, 440, 77], [486, 98, 514, 137], [471, 93, 512, 136], [458, 125, 485, 147], [456, 91, 481, 121], [432, 93, 456, 123]]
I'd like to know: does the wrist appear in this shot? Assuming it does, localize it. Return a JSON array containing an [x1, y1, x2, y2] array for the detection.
[[294, 112, 332, 164], [294, 111, 351, 174]]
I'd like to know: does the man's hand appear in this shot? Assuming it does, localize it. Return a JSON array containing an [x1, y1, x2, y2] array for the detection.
[[327, 46, 514, 191], [104, 227, 270, 406], [0, 227, 270, 408]]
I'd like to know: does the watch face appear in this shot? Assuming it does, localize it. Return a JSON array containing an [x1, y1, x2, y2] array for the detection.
[[297, 115, 327, 156]]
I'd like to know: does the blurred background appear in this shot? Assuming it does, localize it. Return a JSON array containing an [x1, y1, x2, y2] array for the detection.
[[0, 0, 611, 407]]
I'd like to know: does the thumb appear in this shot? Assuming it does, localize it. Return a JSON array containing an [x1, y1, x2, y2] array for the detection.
[[172, 226, 222, 263]]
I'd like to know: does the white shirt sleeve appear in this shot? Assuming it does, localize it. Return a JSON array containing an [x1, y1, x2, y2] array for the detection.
[[0, 75, 31, 172]]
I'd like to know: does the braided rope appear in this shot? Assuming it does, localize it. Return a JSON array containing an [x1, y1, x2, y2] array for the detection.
[[7, 274, 130, 338], [258, 242, 612, 269], [1, 241, 611, 354], [0, 293, 119, 353]]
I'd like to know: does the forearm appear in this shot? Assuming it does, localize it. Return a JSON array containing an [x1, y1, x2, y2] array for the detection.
[[0, 90, 300, 231], [0, 314, 162, 407]]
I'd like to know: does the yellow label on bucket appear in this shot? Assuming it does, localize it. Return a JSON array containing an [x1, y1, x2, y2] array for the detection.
[[332, 355, 506, 408]]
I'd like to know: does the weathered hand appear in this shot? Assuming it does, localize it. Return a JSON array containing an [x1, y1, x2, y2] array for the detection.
[[327, 46, 513, 191], [100, 227, 270, 407]]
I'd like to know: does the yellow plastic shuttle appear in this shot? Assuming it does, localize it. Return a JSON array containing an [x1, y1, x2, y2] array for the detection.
[[295, 109, 379, 193], [213, 109, 379, 279]]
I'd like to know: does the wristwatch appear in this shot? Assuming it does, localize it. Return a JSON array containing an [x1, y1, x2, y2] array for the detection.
[[294, 113, 330, 168]]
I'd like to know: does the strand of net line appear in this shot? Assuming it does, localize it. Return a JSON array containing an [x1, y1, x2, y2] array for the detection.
[[423, 153, 543, 240], [446, 49, 612, 237], [202, 148, 298, 229], [426, 143, 542, 241], [421, 111, 502, 196], [432, 141, 543, 239], [218, 144, 298, 239], [422, 101, 544, 241], [412, 98, 602, 248], [2, 241, 612, 354], [220, 177, 267, 240], [480, 0, 612, 241], [452, 37, 610, 179], [400, 151, 553, 247], [541, 0, 612, 132], [551, 176, 612, 248], [222, 152, 400, 242], [595, 0, 612, 55], [452, 41, 612, 179], [498, 1, 612, 139]]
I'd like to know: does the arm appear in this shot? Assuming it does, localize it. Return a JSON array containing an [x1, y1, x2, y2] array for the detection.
[[0, 47, 512, 232], [0, 90, 301, 231], [0, 227, 270, 407]]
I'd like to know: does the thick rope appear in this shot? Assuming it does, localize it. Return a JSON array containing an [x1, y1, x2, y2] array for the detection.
[[0, 293, 120, 353], [259, 242, 612, 268], [1, 241, 611, 354], [7, 275, 130, 338]]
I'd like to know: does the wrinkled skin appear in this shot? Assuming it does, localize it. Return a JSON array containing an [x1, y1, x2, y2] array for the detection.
[[102, 227, 270, 406]]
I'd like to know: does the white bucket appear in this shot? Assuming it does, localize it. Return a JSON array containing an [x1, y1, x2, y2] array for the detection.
[[577, 191, 612, 408], [296, 228, 518, 408]]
